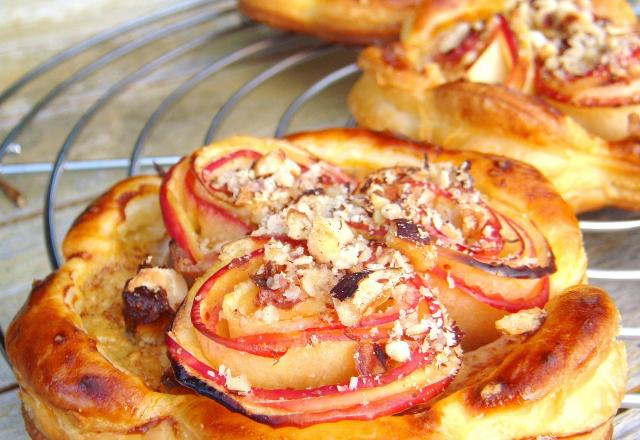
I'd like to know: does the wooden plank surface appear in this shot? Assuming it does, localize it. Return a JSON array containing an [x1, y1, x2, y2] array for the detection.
[[0, 0, 638, 438]]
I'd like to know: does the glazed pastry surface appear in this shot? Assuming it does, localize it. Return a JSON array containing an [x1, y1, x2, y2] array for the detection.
[[7, 129, 623, 439], [238, 0, 420, 44]]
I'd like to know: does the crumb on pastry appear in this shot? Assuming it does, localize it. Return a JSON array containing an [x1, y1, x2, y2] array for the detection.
[[495, 307, 547, 335]]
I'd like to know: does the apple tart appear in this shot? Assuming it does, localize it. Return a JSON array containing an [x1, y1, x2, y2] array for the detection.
[[7, 129, 624, 439], [349, 0, 640, 212]]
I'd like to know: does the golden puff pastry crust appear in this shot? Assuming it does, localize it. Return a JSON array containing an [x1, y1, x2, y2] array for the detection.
[[7, 130, 622, 440], [238, 0, 420, 44]]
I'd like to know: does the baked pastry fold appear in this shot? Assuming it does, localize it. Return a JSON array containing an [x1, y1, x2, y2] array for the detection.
[[6, 129, 624, 439], [349, 0, 640, 212]]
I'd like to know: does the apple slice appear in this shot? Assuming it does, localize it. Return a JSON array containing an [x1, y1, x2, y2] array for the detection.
[[160, 158, 252, 263], [160, 158, 202, 261], [162, 143, 357, 264], [430, 261, 550, 313], [167, 333, 455, 427], [184, 168, 252, 243], [198, 149, 263, 198], [190, 240, 428, 358], [356, 166, 554, 313], [388, 213, 553, 312], [438, 29, 483, 68], [535, 59, 640, 107], [167, 232, 461, 427], [193, 145, 354, 191], [467, 16, 521, 86], [190, 146, 357, 229], [388, 230, 550, 313]]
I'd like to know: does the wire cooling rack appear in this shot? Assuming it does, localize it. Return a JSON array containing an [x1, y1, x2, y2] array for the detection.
[[0, 0, 639, 415]]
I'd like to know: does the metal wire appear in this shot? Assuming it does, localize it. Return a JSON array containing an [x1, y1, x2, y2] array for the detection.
[[0, 1, 236, 162], [127, 30, 299, 176], [275, 63, 359, 137], [0, 1, 639, 413], [0, 0, 212, 160], [204, 44, 335, 143], [45, 18, 246, 268], [579, 219, 640, 232], [622, 393, 640, 409], [620, 327, 640, 339], [588, 269, 640, 280], [1, 156, 180, 174]]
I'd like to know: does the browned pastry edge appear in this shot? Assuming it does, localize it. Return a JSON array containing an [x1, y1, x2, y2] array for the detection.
[[464, 286, 618, 410], [14, 276, 624, 439], [238, 0, 420, 44], [6, 130, 623, 439], [7, 178, 160, 422]]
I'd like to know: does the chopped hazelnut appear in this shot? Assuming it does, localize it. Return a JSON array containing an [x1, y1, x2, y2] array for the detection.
[[307, 217, 355, 267], [253, 150, 285, 177], [126, 267, 188, 312], [385, 340, 411, 362]]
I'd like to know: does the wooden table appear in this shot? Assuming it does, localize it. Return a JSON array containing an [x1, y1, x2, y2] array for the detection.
[[0, 0, 638, 437]]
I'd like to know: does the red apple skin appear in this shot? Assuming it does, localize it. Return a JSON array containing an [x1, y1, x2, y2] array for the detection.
[[189, 244, 427, 358], [440, 14, 527, 89], [169, 235, 457, 425], [496, 15, 530, 89], [431, 266, 549, 313], [533, 45, 640, 107], [184, 169, 252, 239], [161, 156, 255, 263]]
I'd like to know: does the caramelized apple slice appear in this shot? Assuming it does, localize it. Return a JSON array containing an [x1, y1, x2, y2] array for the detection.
[[467, 16, 519, 85], [535, 58, 640, 108], [160, 158, 201, 262], [357, 165, 555, 312], [436, 15, 528, 89], [161, 142, 356, 262], [167, 333, 455, 427], [198, 149, 263, 197], [190, 240, 426, 359]]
